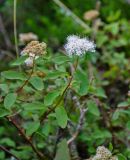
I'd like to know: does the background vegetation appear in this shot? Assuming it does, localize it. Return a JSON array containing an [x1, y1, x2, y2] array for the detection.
[[0, 0, 130, 159]]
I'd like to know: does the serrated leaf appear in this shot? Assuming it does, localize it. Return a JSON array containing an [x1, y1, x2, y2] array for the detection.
[[29, 76, 44, 91], [54, 139, 70, 160], [0, 109, 10, 117], [1, 71, 26, 80], [55, 106, 68, 128], [4, 93, 17, 109], [26, 121, 40, 136], [44, 90, 61, 106], [87, 100, 100, 116]]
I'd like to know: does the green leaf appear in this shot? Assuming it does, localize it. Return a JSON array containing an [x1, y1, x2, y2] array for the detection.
[[52, 55, 70, 65], [45, 71, 68, 80], [44, 90, 61, 106], [11, 55, 28, 66], [93, 88, 107, 98], [0, 84, 8, 93], [117, 154, 127, 160], [55, 106, 68, 128], [112, 110, 120, 120], [0, 109, 10, 117], [54, 139, 71, 160], [22, 102, 45, 111], [74, 69, 89, 96], [87, 100, 100, 116], [26, 121, 40, 136], [1, 71, 26, 80], [108, 143, 113, 152], [118, 101, 130, 107], [0, 138, 16, 147], [4, 93, 17, 109], [29, 76, 44, 91]]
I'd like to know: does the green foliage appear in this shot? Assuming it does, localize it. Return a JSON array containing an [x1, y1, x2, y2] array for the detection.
[[1, 0, 130, 159], [4, 93, 17, 109], [55, 106, 68, 128], [54, 139, 71, 160]]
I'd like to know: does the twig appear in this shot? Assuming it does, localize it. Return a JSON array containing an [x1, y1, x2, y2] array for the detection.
[[6, 117, 45, 160], [14, 0, 19, 58], [0, 145, 20, 160], [67, 107, 87, 145], [40, 57, 79, 123], [52, 0, 90, 31]]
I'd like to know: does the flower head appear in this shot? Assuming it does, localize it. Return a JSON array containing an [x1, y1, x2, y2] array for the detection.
[[20, 41, 47, 67], [21, 41, 47, 56], [64, 35, 95, 56]]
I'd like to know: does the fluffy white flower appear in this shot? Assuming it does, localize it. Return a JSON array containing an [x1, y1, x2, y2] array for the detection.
[[64, 35, 95, 56]]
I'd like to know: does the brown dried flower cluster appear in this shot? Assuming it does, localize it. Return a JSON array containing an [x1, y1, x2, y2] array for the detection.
[[87, 146, 118, 160], [19, 32, 38, 44], [21, 41, 47, 67], [21, 41, 47, 56]]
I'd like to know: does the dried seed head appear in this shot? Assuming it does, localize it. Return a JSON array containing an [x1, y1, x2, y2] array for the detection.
[[21, 41, 47, 57], [64, 35, 95, 57], [20, 41, 47, 67]]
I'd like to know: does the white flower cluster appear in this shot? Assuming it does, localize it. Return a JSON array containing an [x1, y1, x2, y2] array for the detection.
[[87, 146, 118, 160], [64, 35, 95, 56]]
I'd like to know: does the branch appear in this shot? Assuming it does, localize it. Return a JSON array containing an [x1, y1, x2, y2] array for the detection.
[[52, 0, 90, 31], [67, 107, 87, 145], [6, 117, 45, 160], [0, 145, 20, 160]]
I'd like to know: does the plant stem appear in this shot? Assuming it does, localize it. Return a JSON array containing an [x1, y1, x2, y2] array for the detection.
[[16, 60, 35, 93], [6, 117, 45, 160], [40, 57, 79, 123], [52, 0, 90, 31], [0, 145, 20, 160], [14, 0, 19, 58]]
